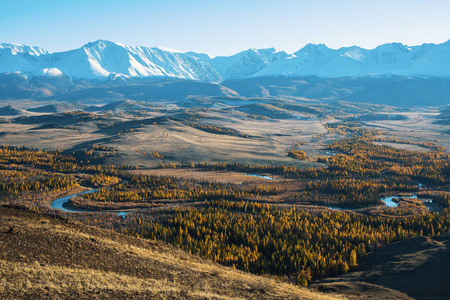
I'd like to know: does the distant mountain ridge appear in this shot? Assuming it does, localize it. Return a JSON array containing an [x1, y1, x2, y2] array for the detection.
[[1, 39, 450, 82], [2, 40, 450, 107], [255, 41, 450, 78], [0, 40, 222, 83]]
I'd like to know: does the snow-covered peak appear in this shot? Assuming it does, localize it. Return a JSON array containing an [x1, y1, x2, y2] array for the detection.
[[2, 40, 450, 82], [295, 43, 332, 56], [211, 47, 290, 80], [0, 43, 49, 56], [83, 39, 122, 48], [248, 47, 284, 54], [254, 41, 450, 78], [339, 46, 366, 61], [265, 47, 283, 53], [0, 40, 222, 82], [185, 51, 215, 63], [374, 42, 411, 53], [152, 46, 183, 53]]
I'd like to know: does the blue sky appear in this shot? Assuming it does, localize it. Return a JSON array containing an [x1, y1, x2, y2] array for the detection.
[[1, 0, 449, 55]]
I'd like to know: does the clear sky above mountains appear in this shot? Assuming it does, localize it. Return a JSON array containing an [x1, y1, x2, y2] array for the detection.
[[1, 0, 450, 56]]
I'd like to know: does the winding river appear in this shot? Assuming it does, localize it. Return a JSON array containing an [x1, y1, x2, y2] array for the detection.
[[380, 194, 418, 208], [378, 184, 436, 211], [380, 192, 437, 212], [51, 189, 97, 212], [50, 188, 131, 218], [51, 182, 438, 217]]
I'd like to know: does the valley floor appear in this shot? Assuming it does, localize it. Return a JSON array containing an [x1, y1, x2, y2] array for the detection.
[[0, 103, 449, 299]]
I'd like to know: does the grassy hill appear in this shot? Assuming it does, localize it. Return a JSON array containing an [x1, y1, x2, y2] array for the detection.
[[0, 205, 341, 300], [314, 233, 450, 299]]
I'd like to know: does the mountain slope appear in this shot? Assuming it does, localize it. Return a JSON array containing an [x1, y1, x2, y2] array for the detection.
[[254, 41, 450, 78], [0, 105, 21, 116], [0, 43, 49, 75], [314, 233, 450, 299], [0, 43, 49, 56], [222, 76, 450, 106], [0, 40, 222, 83], [2, 40, 450, 106], [210, 48, 290, 80], [2, 40, 450, 83], [44, 79, 239, 102], [0, 205, 340, 299]]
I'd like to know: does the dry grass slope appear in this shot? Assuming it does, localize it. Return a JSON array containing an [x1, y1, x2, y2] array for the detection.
[[314, 233, 450, 299], [0, 206, 343, 300]]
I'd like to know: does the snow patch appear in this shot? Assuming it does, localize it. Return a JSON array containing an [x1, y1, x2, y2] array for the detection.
[[40, 68, 64, 76]]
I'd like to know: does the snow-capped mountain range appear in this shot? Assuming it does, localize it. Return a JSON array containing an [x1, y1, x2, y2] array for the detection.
[[1, 39, 450, 83]]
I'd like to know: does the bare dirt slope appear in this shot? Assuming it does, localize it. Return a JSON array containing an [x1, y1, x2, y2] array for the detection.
[[314, 233, 450, 300], [0, 205, 342, 300]]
